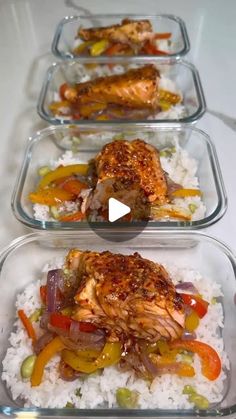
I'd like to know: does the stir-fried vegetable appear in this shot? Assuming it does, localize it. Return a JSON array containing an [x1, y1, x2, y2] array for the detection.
[[29, 308, 43, 323], [31, 337, 65, 386], [171, 189, 202, 198], [62, 342, 122, 374], [116, 388, 139, 408], [21, 355, 37, 379], [170, 340, 221, 381], [38, 164, 89, 189], [185, 311, 200, 332], [90, 39, 109, 56], [180, 294, 209, 318], [18, 310, 37, 343], [29, 187, 75, 206], [183, 385, 210, 409]]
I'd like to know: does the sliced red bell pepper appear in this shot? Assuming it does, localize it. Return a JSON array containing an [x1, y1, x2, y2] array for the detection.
[[79, 322, 98, 332], [170, 340, 221, 381], [50, 313, 97, 333], [50, 312, 72, 330], [180, 293, 209, 318]]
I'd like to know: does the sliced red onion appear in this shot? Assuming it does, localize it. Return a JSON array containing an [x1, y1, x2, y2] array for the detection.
[[140, 351, 159, 377], [176, 282, 199, 295], [60, 336, 104, 351], [47, 269, 64, 312], [40, 312, 50, 330], [33, 331, 55, 355], [182, 329, 197, 340], [69, 320, 105, 344]]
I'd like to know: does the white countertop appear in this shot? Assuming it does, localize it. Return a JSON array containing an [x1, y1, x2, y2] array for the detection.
[[0, 0, 235, 252]]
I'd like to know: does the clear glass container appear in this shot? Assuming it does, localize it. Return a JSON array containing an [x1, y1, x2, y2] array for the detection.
[[0, 230, 236, 418], [11, 125, 226, 231], [51, 14, 190, 60], [37, 59, 206, 125]]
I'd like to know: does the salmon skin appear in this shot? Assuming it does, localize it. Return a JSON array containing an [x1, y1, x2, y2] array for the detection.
[[78, 18, 153, 45], [64, 65, 160, 110], [67, 249, 185, 342]]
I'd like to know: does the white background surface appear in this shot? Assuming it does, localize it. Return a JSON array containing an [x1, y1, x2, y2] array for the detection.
[[0, 0, 235, 252]]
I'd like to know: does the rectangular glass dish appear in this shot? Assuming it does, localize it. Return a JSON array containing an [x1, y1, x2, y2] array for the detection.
[[0, 230, 236, 417], [37, 59, 206, 125], [51, 14, 190, 60], [11, 125, 226, 231]]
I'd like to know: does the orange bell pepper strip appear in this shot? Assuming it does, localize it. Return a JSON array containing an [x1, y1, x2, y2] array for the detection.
[[154, 32, 172, 39], [61, 179, 88, 195], [169, 340, 221, 381], [38, 164, 89, 189], [18, 310, 37, 343], [28, 187, 75, 206], [58, 211, 85, 222], [142, 40, 169, 55], [40, 285, 47, 304], [171, 189, 202, 198], [31, 336, 65, 387]]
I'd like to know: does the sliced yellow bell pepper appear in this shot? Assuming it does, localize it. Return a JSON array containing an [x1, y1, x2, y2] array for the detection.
[[62, 342, 122, 374], [79, 102, 107, 118], [185, 311, 200, 332], [171, 188, 202, 198], [151, 206, 192, 221], [159, 89, 181, 105], [31, 337, 65, 387], [90, 39, 109, 56], [49, 100, 70, 114], [29, 187, 75, 206], [73, 40, 95, 55], [38, 164, 89, 189]]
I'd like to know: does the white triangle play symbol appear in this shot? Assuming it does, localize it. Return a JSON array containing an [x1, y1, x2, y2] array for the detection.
[[108, 197, 131, 222]]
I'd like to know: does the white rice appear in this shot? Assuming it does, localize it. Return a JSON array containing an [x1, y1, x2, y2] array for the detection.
[[32, 138, 206, 223], [2, 258, 229, 409]]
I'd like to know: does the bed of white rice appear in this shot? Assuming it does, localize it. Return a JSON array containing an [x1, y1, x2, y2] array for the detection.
[[32, 137, 206, 223], [1, 258, 229, 409]]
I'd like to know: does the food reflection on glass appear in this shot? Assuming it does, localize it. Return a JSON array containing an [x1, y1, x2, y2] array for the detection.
[[28, 138, 205, 223], [49, 65, 184, 121], [73, 18, 172, 57], [2, 249, 229, 408]]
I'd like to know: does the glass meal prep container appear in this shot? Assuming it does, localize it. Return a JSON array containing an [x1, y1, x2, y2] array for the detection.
[[0, 230, 236, 418], [37, 59, 206, 125], [51, 14, 190, 60], [11, 125, 226, 231]]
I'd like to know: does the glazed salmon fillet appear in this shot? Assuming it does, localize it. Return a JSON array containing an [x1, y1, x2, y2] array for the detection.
[[67, 249, 185, 342], [78, 18, 153, 45], [64, 65, 160, 110], [93, 139, 168, 205]]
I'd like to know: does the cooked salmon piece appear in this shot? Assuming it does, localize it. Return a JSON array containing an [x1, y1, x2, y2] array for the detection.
[[78, 18, 153, 45], [67, 249, 185, 341], [92, 139, 168, 206], [64, 65, 160, 110]]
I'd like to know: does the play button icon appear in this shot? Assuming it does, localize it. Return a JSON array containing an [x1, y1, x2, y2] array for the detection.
[[108, 198, 131, 222]]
